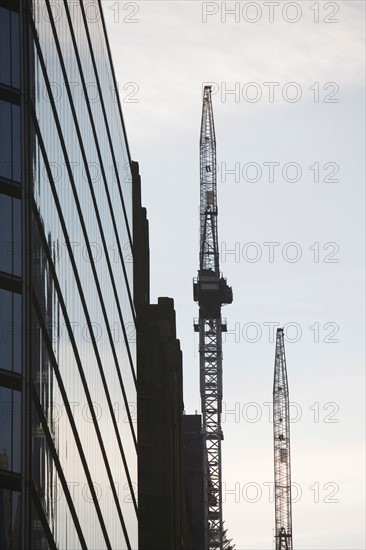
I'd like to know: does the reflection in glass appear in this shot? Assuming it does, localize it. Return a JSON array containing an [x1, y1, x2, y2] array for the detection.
[[0, 387, 21, 473], [0, 489, 21, 549], [0, 102, 21, 183], [0, 8, 20, 89], [0, 194, 22, 276], [25, 1, 138, 546], [0, 289, 21, 373]]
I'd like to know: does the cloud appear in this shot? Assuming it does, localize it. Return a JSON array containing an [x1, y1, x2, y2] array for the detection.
[[106, 0, 364, 144]]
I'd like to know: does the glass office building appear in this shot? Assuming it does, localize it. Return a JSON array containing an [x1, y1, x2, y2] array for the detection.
[[0, 1, 137, 547]]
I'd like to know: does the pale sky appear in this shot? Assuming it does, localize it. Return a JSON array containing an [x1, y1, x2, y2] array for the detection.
[[104, 2, 365, 548]]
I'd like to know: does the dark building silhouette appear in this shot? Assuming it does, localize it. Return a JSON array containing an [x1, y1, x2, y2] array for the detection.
[[0, 1, 137, 547], [183, 415, 206, 550], [137, 296, 190, 550], [133, 162, 205, 550], [133, 161, 190, 548]]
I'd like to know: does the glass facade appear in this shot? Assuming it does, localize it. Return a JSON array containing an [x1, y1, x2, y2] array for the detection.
[[0, 100, 21, 182], [0, 1, 137, 548]]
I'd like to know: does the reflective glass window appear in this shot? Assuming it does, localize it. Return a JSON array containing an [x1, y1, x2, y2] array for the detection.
[[0, 488, 21, 549], [0, 194, 21, 276], [31, 499, 51, 549], [11, 104, 20, 181], [0, 8, 20, 88], [0, 289, 21, 373], [0, 9, 10, 85], [0, 101, 11, 178], [32, 402, 86, 549], [0, 386, 21, 473], [0, 101, 21, 182], [30, 2, 138, 545], [10, 11, 20, 89]]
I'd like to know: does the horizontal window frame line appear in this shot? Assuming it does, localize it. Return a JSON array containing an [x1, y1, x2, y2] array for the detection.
[[76, 0, 134, 251], [0, 0, 19, 14], [0, 177, 21, 198], [31, 280, 111, 549], [0, 368, 21, 391], [32, 195, 139, 517], [30, 66, 138, 482], [31, 204, 139, 520], [0, 272, 22, 293], [0, 470, 21, 491], [32, 10, 137, 442], [0, 85, 21, 105], [45, 0, 137, 389], [31, 384, 86, 550], [30, 19, 137, 453], [62, 0, 137, 327], [29, 115, 113, 550]]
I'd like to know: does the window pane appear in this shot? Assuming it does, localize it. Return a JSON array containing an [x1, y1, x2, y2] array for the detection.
[[0, 101, 12, 180], [0, 194, 21, 276], [0, 489, 21, 548], [0, 289, 12, 370], [13, 293, 21, 373], [0, 289, 22, 373], [13, 197, 22, 276], [11, 103, 21, 182], [0, 194, 11, 272], [0, 9, 11, 86], [0, 386, 12, 470], [0, 102, 21, 182], [12, 389, 21, 472], [0, 8, 20, 88], [11, 12, 20, 89], [0, 387, 21, 474], [31, 499, 49, 549]]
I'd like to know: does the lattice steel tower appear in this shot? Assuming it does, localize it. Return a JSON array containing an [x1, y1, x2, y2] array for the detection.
[[193, 86, 233, 550], [273, 328, 293, 550]]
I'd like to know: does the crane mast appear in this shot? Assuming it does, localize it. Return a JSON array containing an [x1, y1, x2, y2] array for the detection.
[[273, 329, 293, 550], [194, 86, 233, 550]]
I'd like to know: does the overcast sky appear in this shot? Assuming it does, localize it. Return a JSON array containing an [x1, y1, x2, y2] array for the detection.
[[104, 2, 365, 548]]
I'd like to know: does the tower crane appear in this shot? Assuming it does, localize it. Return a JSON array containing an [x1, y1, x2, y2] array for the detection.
[[193, 86, 233, 550], [273, 328, 293, 550]]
